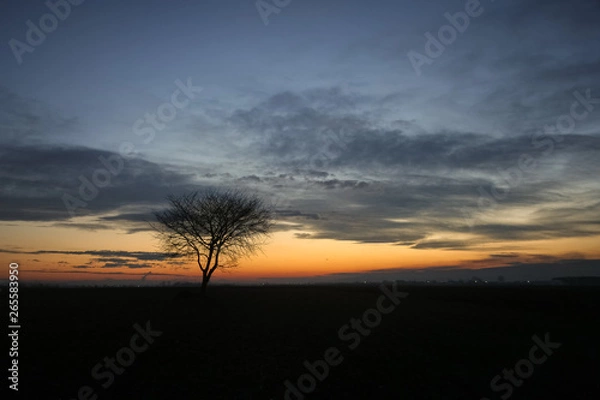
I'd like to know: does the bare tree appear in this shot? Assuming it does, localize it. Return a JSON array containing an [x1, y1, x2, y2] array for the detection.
[[152, 189, 272, 296]]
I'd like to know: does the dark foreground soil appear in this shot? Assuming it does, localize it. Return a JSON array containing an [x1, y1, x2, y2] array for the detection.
[[11, 284, 600, 399]]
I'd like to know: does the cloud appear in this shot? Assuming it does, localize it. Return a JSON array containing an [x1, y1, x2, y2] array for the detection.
[[0, 86, 80, 146], [101, 262, 152, 269], [313, 179, 369, 190], [275, 209, 321, 220], [0, 248, 177, 262], [221, 85, 600, 246], [238, 175, 262, 183], [26, 268, 187, 278], [410, 240, 470, 250], [0, 144, 199, 222], [2, 76, 599, 249]]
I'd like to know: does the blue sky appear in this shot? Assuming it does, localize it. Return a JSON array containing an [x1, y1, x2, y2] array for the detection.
[[1, 0, 600, 282]]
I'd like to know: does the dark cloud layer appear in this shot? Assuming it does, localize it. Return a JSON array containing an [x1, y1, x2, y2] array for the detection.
[[0, 144, 198, 222], [2, 84, 600, 249], [224, 85, 600, 246], [0, 248, 175, 261]]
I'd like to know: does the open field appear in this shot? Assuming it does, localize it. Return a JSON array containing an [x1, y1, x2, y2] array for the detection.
[[14, 285, 600, 399]]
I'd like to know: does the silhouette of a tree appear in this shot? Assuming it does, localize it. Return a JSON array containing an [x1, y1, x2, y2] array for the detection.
[[152, 189, 272, 296]]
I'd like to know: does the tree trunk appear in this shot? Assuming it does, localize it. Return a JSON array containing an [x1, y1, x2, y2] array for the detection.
[[200, 273, 209, 297]]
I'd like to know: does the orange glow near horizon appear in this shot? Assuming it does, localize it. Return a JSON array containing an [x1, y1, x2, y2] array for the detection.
[[2, 221, 600, 284]]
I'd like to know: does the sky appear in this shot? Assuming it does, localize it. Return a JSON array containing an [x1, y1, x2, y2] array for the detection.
[[1, 0, 599, 284]]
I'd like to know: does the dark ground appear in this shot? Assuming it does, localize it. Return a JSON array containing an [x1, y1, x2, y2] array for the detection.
[[10, 284, 600, 399]]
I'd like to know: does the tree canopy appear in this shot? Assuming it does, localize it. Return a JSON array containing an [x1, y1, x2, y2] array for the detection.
[[152, 189, 272, 295]]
